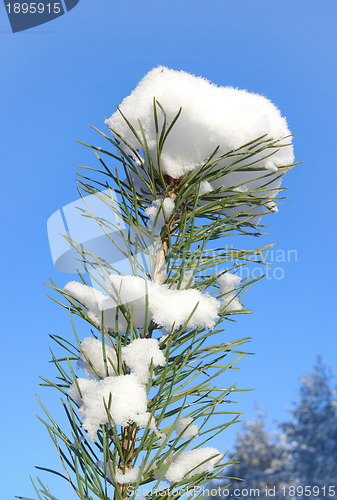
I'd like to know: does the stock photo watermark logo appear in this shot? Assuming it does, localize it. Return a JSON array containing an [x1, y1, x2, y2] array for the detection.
[[47, 188, 298, 322], [48, 189, 126, 275], [238, 246, 298, 281], [4, 0, 80, 33], [47, 188, 154, 310]]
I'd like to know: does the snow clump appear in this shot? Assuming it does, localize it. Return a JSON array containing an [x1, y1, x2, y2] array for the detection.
[[96, 463, 143, 484], [199, 181, 213, 196], [63, 281, 106, 324], [105, 66, 294, 195], [68, 338, 165, 441], [145, 197, 175, 229], [78, 337, 117, 378], [115, 466, 142, 484], [122, 338, 166, 384], [78, 337, 165, 383], [163, 447, 223, 484], [149, 283, 220, 330], [217, 272, 242, 312], [64, 276, 150, 334], [64, 274, 220, 333], [175, 417, 199, 439], [68, 373, 153, 442]]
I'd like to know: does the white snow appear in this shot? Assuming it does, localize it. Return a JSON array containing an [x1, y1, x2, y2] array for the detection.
[[199, 181, 213, 196], [68, 377, 94, 406], [233, 185, 248, 193], [175, 417, 199, 439], [96, 463, 142, 484], [217, 272, 242, 312], [122, 338, 166, 384], [64, 276, 149, 334], [145, 197, 175, 229], [68, 373, 153, 442], [103, 274, 151, 332], [65, 274, 220, 333], [163, 447, 223, 484], [149, 283, 220, 330], [105, 67, 294, 198], [64, 281, 106, 317], [265, 200, 279, 213], [78, 337, 118, 378], [172, 270, 194, 290], [68, 338, 166, 441], [115, 466, 141, 484]]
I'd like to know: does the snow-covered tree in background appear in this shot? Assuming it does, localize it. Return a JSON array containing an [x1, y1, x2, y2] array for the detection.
[[213, 412, 291, 498], [210, 358, 337, 499], [281, 357, 337, 497], [18, 67, 294, 500]]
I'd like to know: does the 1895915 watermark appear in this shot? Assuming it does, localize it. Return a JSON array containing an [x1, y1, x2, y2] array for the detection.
[[3, 0, 80, 33], [128, 485, 336, 498]]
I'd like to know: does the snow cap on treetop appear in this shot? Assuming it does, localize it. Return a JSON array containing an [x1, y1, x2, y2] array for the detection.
[[105, 66, 294, 185]]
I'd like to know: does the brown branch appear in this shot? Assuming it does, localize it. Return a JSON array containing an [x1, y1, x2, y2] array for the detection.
[[153, 175, 180, 285], [114, 424, 138, 500], [115, 176, 181, 500]]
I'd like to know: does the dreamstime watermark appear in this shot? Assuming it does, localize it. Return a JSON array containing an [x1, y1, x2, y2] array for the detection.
[[3, 0, 80, 33]]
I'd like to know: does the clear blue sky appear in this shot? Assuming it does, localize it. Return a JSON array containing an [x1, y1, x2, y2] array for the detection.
[[1, 1, 337, 498]]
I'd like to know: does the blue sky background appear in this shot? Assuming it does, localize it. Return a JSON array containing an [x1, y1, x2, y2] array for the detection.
[[1, 1, 337, 498]]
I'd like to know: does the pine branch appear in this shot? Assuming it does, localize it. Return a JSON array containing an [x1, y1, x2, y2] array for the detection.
[[23, 81, 295, 500]]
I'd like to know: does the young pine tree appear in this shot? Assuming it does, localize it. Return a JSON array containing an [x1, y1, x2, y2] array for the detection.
[[18, 67, 295, 500]]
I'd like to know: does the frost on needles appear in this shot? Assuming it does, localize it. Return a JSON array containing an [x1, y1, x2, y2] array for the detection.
[[28, 66, 295, 500]]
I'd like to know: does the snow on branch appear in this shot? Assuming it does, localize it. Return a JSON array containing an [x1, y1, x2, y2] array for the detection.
[[64, 274, 221, 333], [217, 272, 242, 312], [68, 373, 154, 442], [145, 197, 175, 229], [78, 336, 118, 378], [175, 417, 199, 440], [105, 66, 294, 196], [68, 338, 165, 442], [122, 338, 166, 384], [162, 447, 223, 484]]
